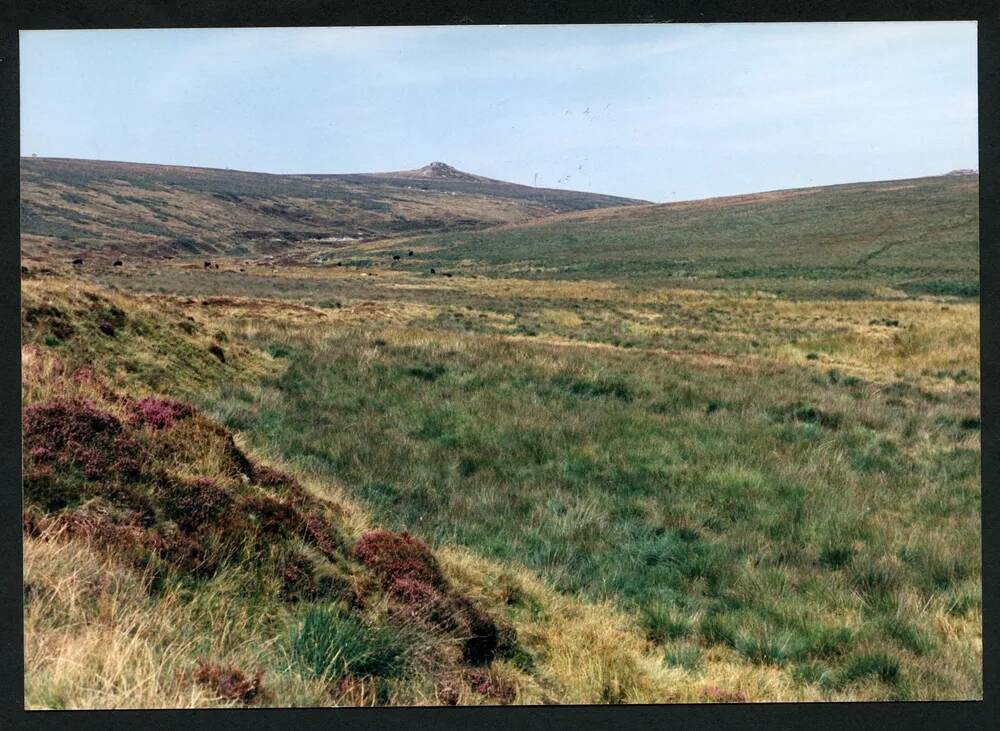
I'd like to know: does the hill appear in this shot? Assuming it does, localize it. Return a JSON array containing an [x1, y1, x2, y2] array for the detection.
[[369, 173, 978, 298], [19, 157, 647, 261]]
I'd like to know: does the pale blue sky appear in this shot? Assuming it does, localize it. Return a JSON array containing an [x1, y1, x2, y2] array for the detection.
[[20, 23, 977, 202]]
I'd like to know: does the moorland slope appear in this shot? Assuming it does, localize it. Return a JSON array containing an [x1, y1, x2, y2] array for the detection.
[[20, 157, 646, 261]]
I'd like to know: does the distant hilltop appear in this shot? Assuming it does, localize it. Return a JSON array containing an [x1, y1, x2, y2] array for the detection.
[[372, 161, 496, 184], [416, 161, 480, 181], [945, 168, 978, 176]]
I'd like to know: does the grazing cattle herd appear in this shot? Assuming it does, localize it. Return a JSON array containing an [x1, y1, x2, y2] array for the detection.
[[68, 251, 458, 279]]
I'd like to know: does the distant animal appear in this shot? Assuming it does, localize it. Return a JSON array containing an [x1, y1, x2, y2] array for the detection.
[[214, 264, 220, 269], [113, 260, 123, 266], [430, 268, 436, 274], [392, 255, 401, 260], [72, 258, 83, 266], [239, 268, 245, 272], [408, 251, 414, 256], [444, 273, 453, 278], [336, 262, 343, 267], [204, 261, 211, 268]]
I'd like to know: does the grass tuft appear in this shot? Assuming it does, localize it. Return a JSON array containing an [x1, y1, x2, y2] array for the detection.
[[290, 607, 410, 681]]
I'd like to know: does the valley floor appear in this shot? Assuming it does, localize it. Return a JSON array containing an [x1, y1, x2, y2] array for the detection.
[[20, 255, 981, 707]]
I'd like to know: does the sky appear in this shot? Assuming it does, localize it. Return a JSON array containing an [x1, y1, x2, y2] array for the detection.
[[20, 23, 978, 203]]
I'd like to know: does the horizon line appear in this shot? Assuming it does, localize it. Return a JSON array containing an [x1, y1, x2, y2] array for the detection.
[[19, 154, 978, 206]]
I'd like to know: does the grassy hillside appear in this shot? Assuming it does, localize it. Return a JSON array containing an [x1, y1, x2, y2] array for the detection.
[[20, 158, 645, 261], [364, 174, 978, 298], [21, 169, 981, 707]]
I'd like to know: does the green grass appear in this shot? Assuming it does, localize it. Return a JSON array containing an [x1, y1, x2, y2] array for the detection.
[[290, 606, 412, 681], [205, 316, 978, 690], [389, 174, 978, 297]]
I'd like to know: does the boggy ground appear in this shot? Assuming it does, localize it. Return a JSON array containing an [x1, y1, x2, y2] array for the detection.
[[20, 254, 981, 706]]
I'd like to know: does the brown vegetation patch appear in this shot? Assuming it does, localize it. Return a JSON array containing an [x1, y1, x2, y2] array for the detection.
[[192, 660, 265, 704], [434, 668, 517, 704], [466, 669, 517, 704], [24, 304, 75, 340], [251, 462, 299, 490], [699, 685, 750, 703]]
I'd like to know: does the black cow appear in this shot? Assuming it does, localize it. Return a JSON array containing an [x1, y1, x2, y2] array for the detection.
[[113, 260, 123, 267], [444, 273, 453, 278], [72, 258, 83, 266], [204, 261, 212, 268], [392, 255, 401, 260], [408, 250, 414, 256], [336, 261, 343, 267], [430, 268, 436, 274]]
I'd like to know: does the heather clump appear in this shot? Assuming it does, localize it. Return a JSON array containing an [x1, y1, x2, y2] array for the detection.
[[127, 396, 196, 430], [353, 530, 503, 666], [22, 388, 353, 604], [23, 398, 144, 481], [246, 494, 345, 560], [353, 530, 447, 589], [466, 669, 517, 704], [158, 477, 235, 532], [434, 669, 517, 705], [251, 462, 305, 495]]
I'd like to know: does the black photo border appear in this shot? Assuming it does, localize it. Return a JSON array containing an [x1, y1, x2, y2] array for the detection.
[[0, 2, 995, 729]]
